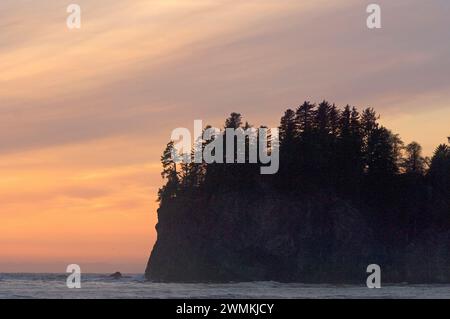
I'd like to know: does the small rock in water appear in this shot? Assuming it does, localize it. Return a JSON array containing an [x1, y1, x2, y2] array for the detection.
[[110, 272, 122, 279]]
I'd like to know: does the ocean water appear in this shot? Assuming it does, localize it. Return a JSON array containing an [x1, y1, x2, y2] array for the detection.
[[0, 273, 449, 299]]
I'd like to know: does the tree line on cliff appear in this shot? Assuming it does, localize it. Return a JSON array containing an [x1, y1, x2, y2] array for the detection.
[[150, 101, 449, 282]]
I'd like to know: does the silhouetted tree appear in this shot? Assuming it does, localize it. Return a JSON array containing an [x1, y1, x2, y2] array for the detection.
[[279, 109, 297, 145], [278, 109, 297, 189], [390, 133, 405, 169], [366, 127, 399, 177], [225, 112, 242, 129], [295, 101, 315, 135], [335, 105, 363, 197], [403, 142, 425, 175], [158, 141, 179, 202], [428, 144, 450, 228]]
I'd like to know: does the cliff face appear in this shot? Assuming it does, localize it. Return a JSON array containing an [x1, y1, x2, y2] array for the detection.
[[145, 189, 450, 283], [145, 106, 450, 283]]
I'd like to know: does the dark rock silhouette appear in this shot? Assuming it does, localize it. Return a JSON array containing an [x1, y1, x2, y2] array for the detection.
[[147, 192, 373, 282], [109, 272, 122, 279], [145, 102, 450, 283]]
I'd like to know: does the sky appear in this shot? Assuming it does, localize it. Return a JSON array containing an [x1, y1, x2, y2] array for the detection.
[[0, 0, 449, 273]]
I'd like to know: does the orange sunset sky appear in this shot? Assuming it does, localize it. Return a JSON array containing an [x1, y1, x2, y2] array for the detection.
[[1, 0, 449, 273]]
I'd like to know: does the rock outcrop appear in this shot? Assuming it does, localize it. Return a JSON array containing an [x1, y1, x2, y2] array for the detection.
[[145, 106, 450, 283], [109, 272, 123, 279], [145, 189, 449, 283]]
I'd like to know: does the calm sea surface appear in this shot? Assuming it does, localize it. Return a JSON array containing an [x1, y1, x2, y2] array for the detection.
[[0, 273, 449, 299]]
